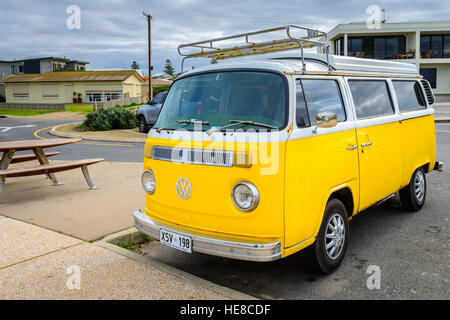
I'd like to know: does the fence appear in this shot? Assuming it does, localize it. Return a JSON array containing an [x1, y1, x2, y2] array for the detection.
[[95, 96, 147, 110], [0, 103, 66, 111]]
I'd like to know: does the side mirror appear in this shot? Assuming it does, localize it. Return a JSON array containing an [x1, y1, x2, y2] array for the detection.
[[313, 111, 338, 134]]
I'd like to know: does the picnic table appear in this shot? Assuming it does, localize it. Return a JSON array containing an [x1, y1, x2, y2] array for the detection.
[[0, 138, 104, 193]]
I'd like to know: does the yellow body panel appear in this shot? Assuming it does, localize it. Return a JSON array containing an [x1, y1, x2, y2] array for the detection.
[[400, 114, 436, 180], [284, 129, 359, 250], [357, 120, 403, 210], [143, 137, 287, 252]]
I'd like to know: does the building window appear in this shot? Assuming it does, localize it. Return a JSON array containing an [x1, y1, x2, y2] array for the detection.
[[86, 92, 123, 102], [42, 84, 59, 98], [12, 84, 29, 98], [11, 65, 17, 74], [85, 92, 103, 102], [421, 34, 450, 58], [103, 92, 123, 101], [346, 35, 405, 59], [445, 35, 450, 58], [431, 35, 443, 58], [335, 38, 344, 56], [420, 68, 437, 89], [18, 65, 24, 73]]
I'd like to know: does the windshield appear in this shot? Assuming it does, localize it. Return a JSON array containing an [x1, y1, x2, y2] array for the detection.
[[154, 71, 287, 131]]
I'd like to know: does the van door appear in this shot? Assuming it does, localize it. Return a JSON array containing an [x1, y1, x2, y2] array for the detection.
[[348, 79, 402, 211], [284, 78, 359, 249]]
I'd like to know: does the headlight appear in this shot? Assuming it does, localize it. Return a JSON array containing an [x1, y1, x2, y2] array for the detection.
[[142, 169, 155, 194], [232, 182, 259, 211]]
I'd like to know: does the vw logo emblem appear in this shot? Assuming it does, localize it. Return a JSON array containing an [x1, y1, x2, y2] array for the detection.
[[176, 177, 192, 200]]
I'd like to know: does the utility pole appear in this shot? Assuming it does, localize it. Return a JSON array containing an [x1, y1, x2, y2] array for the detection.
[[143, 11, 152, 100]]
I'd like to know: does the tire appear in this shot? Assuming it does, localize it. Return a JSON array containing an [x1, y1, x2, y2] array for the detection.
[[399, 167, 426, 211], [307, 198, 349, 274], [138, 116, 149, 133]]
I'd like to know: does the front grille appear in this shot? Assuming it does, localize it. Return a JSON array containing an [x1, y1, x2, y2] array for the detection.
[[152, 146, 233, 167]]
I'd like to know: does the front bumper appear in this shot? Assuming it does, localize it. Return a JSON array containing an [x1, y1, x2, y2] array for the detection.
[[133, 210, 281, 262]]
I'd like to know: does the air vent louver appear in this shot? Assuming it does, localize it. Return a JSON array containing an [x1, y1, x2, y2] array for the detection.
[[421, 79, 435, 105]]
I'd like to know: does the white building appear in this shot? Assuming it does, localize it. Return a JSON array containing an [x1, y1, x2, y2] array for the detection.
[[326, 21, 450, 102]]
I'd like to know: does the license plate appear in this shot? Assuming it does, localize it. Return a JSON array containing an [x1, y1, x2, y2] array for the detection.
[[160, 229, 192, 253]]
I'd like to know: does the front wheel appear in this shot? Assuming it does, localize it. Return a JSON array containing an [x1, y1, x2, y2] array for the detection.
[[138, 116, 149, 133], [307, 198, 349, 274], [399, 167, 426, 211]]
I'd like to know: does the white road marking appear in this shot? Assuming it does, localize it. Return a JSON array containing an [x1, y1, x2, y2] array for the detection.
[[0, 125, 36, 133]]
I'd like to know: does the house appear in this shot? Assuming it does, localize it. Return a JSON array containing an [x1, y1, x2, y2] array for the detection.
[[324, 21, 450, 102], [0, 57, 89, 78], [141, 77, 173, 98], [1, 70, 145, 104]]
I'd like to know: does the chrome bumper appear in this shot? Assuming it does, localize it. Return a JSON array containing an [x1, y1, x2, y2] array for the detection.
[[133, 210, 281, 262], [434, 161, 444, 172]]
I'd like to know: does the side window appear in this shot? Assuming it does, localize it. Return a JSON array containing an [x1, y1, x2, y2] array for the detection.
[[302, 79, 346, 124], [295, 80, 310, 128], [348, 80, 394, 119], [392, 81, 426, 112]]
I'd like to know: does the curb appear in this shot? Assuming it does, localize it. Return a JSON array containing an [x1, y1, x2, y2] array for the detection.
[[96, 227, 258, 301], [435, 118, 450, 123], [49, 123, 147, 143]]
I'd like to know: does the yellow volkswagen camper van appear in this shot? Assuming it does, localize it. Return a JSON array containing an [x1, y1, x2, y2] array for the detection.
[[133, 26, 443, 273]]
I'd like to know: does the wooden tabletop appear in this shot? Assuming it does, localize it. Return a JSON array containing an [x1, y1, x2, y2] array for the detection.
[[0, 138, 82, 152]]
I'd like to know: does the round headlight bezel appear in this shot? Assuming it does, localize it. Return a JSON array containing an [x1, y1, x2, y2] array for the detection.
[[142, 169, 156, 194], [232, 181, 259, 212]]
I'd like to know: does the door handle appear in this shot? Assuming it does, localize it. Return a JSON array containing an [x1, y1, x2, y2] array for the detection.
[[361, 142, 373, 147], [346, 145, 357, 150]]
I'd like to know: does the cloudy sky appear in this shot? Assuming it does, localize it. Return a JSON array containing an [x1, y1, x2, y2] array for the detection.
[[1, 0, 449, 74]]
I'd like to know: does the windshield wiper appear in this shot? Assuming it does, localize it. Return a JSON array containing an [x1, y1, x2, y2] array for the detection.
[[207, 120, 278, 135], [155, 119, 210, 133]]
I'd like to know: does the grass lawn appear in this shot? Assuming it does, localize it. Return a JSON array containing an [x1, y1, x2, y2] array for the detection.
[[0, 109, 61, 117], [65, 104, 94, 114]]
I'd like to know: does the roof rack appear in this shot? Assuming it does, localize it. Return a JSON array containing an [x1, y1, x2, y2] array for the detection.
[[178, 25, 331, 73]]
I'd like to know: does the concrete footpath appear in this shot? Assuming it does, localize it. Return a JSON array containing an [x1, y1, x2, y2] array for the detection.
[[0, 215, 230, 299]]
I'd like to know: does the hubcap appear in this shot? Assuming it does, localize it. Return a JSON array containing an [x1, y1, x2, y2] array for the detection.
[[325, 213, 345, 260], [414, 170, 425, 203]]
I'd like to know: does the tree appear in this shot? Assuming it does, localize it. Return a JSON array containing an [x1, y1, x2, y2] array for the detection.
[[131, 61, 140, 69], [164, 59, 175, 77]]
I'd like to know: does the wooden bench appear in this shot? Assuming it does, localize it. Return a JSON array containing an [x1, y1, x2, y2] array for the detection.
[[0, 138, 104, 193], [11, 152, 59, 163], [0, 159, 104, 192]]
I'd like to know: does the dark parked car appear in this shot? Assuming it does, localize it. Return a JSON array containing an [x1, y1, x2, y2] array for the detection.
[[135, 91, 167, 133]]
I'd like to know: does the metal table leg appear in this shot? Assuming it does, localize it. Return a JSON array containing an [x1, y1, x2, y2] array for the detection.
[[81, 165, 97, 190], [0, 149, 16, 193], [33, 147, 63, 186]]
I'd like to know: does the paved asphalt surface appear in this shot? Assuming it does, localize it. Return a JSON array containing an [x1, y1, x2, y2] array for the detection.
[[1, 116, 449, 299], [0, 117, 144, 162]]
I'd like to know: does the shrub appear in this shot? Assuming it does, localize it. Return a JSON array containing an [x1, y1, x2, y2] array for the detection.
[[83, 107, 136, 131], [153, 85, 170, 96]]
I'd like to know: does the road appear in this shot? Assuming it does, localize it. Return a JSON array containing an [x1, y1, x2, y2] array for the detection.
[[0, 117, 144, 162], [1, 116, 449, 299]]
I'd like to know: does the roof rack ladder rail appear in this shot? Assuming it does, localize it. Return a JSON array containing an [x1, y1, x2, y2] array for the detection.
[[285, 24, 332, 73], [177, 25, 331, 73]]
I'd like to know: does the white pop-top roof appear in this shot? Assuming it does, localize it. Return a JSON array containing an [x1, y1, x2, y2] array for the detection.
[[181, 51, 419, 78]]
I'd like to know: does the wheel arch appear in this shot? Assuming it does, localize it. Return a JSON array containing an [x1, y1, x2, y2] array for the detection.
[[312, 183, 357, 241]]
